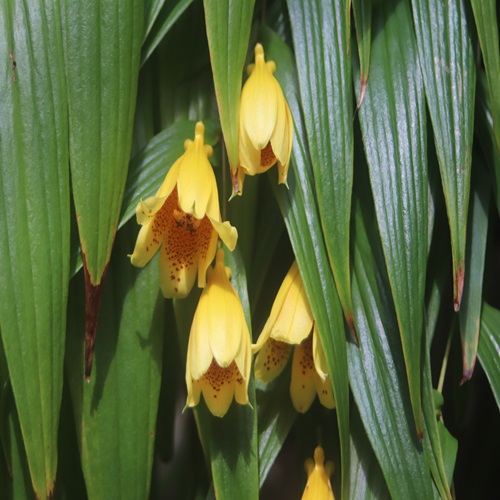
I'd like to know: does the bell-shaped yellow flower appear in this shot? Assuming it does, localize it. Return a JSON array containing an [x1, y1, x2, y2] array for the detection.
[[238, 43, 293, 188], [185, 248, 251, 417], [253, 261, 335, 413], [130, 121, 238, 298], [302, 446, 335, 500]]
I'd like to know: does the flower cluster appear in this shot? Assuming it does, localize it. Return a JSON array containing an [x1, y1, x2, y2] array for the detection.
[[131, 45, 330, 422]]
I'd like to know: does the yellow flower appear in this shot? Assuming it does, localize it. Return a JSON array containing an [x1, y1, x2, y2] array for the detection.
[[302, 446, 335, 500], [130, 121, 238, 298], [253, 261, 335, 413], [185, 248, 251, 417], [238, 43, 293, 188]]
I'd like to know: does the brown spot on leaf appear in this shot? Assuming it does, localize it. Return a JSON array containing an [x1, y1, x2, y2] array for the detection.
[[454, 261, 465, 312]]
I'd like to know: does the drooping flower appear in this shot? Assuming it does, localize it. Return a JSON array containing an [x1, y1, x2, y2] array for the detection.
[[185, 248, 251, 417], [302, 446, 335, 500], [130, 121, 238, 298], [237, 43, 293, 191], [253, 261, 335, 413]]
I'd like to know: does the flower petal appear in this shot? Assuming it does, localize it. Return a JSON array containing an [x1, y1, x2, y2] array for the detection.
[[188, 291, 213, 380], [135, 195, 168, 225], [199, 360, 237, 417], [312, 324, 329, 381], [254, 338, 292, 383], [270, 262, 314, 345], [155, 158, 181, 198], [302, 447, 335, 500], [240, 47, 279, 150], [208, 216, 238, 251], [272, 97, 293, 185], [239, 119, 262, 175], [207, 251, 243, 367], [157, 189, 215, 298], [176, 122, 215, 219], [315, 375, 336, 410], [290, 335, 316, 413]]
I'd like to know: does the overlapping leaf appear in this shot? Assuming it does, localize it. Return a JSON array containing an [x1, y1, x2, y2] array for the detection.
[[262, 27, 350, 498], [66, 221, 164, 499], [352, 0, 372, 107], [0, 3, 69, 496], [287, 0, 354, 335], [471, 0, 500, 155], [355, 0, 427, 436], [412, 0, 475, 311]]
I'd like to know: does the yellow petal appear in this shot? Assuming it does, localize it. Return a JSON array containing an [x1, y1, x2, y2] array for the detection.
[[130, 195, 169, 267], [187, 291, 214, 380], [254, 338, 292, 383], [239, 117, 262, 175], [290, 335, 316, 413], [206, 250, 244, 367], [196, 226, 218, 289], [302, 447, 335, 500], [185, 377, 201, 409], [315, 374, 336, 410], [272, 98, 293, 186], [135, 195, 168, 225], [155, 157, 181, 198], [240, 44, 279, 151], [208, 216, 238, 252], [312, 324, 329, 381], [176, 121, 215, 220], [157, 189, 216, 298], [199, 360, 238, 417]]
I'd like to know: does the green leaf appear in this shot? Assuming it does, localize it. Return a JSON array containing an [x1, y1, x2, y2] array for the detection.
[[173, 247, 259, 500], [352, 0, 372, 107], [66, 221, 164, 499], [287, 0, 355, 335], [437, 421, 458, 488], [203, 0, 255, 173], [471, 0, 500, 155], [349, 405, 390, 500], [478, 303, 500, 412], [458, 162, 490, 380], [475, 72, 500, 216], [61, 0, 144, 285], [411, 0, 475, 310], [262, 27, 351, 499], [141, 0, 194, 67], [355, 0, 427, 436], [0, 2, 70, 496], [349, 192, 434, 499]]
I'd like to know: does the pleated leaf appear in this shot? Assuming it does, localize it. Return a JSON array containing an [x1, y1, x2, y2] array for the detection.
[[66, 221, 164, 499], [352, 0, 372, 107], [458, 162, 490, 380], [0, 2, 69, 496], [203, 0, 255, 173], [262, 27, 351, 498], [287, 0, 355, 335], [478, 303, 500, 412], [348, 194, 434, 499], [355, 0, 427, 436], [60, 0, 144, 285], [412, 0, 475, 311], [471, 0, 500, 155]]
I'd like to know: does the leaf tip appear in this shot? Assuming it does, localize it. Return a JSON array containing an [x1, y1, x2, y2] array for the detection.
[[346, 315, 359, 346], [453, 262, 465, 312], [83, 254, 109, 381]]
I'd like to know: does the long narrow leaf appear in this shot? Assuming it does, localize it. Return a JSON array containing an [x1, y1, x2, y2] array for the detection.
[[203, 0, 255, 174], [458, 162, 490, 380], [352, 0, 372, 107], [349, 193, 434, 499], [412, 0, 475, 310], [0, 3, 69, 496], [471, 0, 500, 155], [287, 0, 355, 335], [478, 303, 500, 412], [262, 27, 351, 499], [355, 0, 427, 436], [66, 221, 164, 499], [61, 0, 145, 378]]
